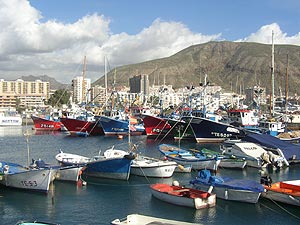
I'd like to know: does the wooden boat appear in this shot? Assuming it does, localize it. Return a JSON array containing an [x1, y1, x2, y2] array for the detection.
[[190, 169, 264, 203], [158, 144, 220, 171], [261, 178, 300, 206], [130, 155, 177, 178], [150, 183, 216, 209], [31, 115, 62, 131], [111, 213, 200, 225], [0, 161, 54, 193]]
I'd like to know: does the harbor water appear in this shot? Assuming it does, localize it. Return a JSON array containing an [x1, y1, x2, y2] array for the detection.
[[0, 126, 300, 225]]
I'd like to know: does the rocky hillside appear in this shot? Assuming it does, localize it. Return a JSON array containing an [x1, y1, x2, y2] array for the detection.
[[93, 41, 300, 95]]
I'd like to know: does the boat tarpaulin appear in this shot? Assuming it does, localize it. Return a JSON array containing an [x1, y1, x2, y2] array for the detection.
[[241, 133, 300, 161], [190, 170, 264, 193]]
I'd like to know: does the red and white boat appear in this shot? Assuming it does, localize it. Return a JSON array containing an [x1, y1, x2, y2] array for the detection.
[[150, 183, 216, 209], [60, 117, 104, 136], [31, 115, 63, 131], [141, 114, 174, 138]]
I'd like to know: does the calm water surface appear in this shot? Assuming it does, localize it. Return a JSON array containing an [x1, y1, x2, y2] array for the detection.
[[0, 126, 300, 225]]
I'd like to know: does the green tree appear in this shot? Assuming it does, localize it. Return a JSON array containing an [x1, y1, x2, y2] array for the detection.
[[47, 89, 71, 107]]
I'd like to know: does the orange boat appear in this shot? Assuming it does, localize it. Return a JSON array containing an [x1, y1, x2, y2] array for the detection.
[[261, 178, 300, 206]]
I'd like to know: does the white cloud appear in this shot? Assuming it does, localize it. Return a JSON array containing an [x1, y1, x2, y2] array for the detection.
[[236, 23, 300, 45], [0, 0, 299, 84]]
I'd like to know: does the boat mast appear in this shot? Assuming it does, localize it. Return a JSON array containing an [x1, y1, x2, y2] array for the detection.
[[285, 54, 289, 113], [104, 56, 108, 106], [82, 56, 87, 104], [270, 31, 275, 116]]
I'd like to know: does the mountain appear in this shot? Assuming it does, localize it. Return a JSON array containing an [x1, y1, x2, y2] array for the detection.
[[93, 41, 300, 95], [20, 75, 69, 90]]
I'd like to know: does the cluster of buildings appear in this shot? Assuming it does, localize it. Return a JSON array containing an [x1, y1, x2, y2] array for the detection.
[[0, 74, 271, 114]]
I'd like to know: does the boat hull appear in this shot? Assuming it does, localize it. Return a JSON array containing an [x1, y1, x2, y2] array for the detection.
[[193, 183, 261, 203], [141, 114, 173, 138], [56, 166, 84, 182], [111, 214, 198, 225], [0, 162, 53, 193], [99, 115, 143, 135], [0, 115, 22, 126], [150, 183, 216, 209], [60, 117, 104, 136], [130, 159, 177, 178], [84, 157, 132, 180], [262, 180, 300, 206], [31, 115, 62, 131], [188, 117, 245, 143]]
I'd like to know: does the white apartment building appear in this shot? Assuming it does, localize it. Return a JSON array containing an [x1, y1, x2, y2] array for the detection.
[[0, 79, 50, 108], [72, 76, 91, 104]]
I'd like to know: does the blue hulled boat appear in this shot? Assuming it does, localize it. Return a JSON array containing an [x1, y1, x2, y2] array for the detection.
[[98, 115, 144, 136]]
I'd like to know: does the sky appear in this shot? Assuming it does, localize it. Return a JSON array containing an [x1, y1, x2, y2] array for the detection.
[[0, 0, 300, 84]]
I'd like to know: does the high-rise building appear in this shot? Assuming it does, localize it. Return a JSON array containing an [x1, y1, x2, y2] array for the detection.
[[0, 79, 50, 108], [71, 76, 91, 104], [129, 74, 149, 103]]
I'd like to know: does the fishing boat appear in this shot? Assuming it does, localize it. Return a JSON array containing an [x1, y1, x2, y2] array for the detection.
[[158, 144, 220, 171], [0, 161, 54, 193], [111, 214, 200, 225], [150, 182, 216, 209], [190, 169, 264, 203], [31, 115, 63, 131], [0, 109, 22, 126], [60, 116, 104, 136], [260, 178, 300, 206], [141, 114, 174, 138], [220, 140, 288, 168], [130, 155, 177, 178], [55, 148, 135, 181], [98, 115, 144, 136], [187, 116, 246, 143]]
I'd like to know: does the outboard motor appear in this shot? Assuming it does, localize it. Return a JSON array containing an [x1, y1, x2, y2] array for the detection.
[[260, 175, 272, 187]]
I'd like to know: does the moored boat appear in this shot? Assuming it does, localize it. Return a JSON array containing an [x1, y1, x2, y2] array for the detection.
[[60, 117, 104, 136], [111, 213, 200, 225], [220, 139, 288, 168], [0, 161, 54, 193], [260, 178, 300, 206], [190, 169, 264, 203], [141, 114, 174, 138], [158, 144, 220, 171], [150, 182, 216, 209], [55, 148, 135, 181], [31, 115, 63, 131], [99, 115, 144, 136], [0, 110, 22, 126], [130, 155, 177, 178]]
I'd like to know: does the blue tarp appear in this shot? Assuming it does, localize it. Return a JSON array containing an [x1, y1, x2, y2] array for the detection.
[[190, 170, 264, 193], [241, 133, 300, 161]]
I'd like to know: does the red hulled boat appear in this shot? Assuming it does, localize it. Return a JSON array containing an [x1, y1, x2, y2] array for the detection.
[[141, 114, 174, 138], [60, 117, 104, 136], [31, 115, 63, 131]]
